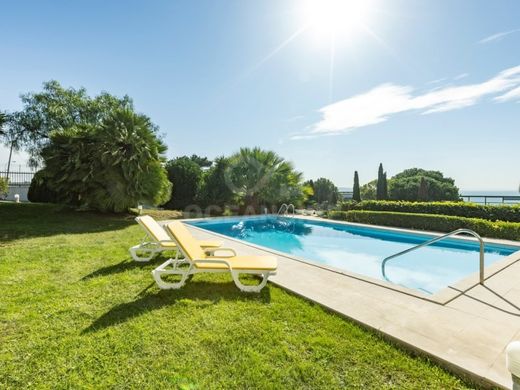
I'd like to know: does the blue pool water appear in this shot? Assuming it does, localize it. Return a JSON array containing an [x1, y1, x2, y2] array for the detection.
[[189, 216, 519, 294]]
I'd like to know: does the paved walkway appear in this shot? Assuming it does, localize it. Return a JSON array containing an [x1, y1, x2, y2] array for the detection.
[[185, 223, 520, 389]]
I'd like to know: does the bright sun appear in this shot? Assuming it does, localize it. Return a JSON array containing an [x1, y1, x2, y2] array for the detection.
[[302, 0, 373, 42]]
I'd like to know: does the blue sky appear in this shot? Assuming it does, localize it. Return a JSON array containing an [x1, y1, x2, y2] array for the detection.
[[0, 0, 519, 190]]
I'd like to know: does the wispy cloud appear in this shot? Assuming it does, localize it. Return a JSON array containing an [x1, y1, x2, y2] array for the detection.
[[427, 73, 468, 85], [427, 77, 447, 85], [453, 73, 469, 80], [294, 65, 520, 139], [478, 28, 520, 44], [495, 86, 520, 102]]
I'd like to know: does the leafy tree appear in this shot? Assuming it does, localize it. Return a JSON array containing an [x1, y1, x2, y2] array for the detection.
[[197, 156, 235, 211], [163, 157, 203, 210], [389, 168, 459, 201], [0, 111, 16, 149], [376, 163, 388, 200], [382, 172, 388, 198], [360, 180, 377, 200], [225, 147, 307, 213], [0, 111, 8, 138], [9, 80, 132, 167], [353, 171, 361, 202], [189, 154, 212, 168], [1, 112, 23, 176], [313, 177, 340, 206], [39, 108, 171, 212]]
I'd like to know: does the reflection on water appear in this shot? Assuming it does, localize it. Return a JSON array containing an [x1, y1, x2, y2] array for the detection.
[[229, 217, 313, 238]]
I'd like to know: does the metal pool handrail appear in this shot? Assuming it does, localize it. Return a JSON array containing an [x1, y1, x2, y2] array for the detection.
[[277, 204, 288, 215], [277, 203, 295, 217], [381, 228, 485, 285]]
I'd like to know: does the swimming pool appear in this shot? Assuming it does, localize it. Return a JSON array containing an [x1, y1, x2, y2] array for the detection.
[[189, 216, 520, 295]]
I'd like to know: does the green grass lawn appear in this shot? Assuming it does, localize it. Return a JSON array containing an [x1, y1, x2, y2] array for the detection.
[[0, 203, 473, 389]]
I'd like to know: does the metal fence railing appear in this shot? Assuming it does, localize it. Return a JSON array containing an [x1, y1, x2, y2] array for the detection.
[[460, 194, 520, 205], [339, 191, 353, 200], [0, 171, 35, 185]]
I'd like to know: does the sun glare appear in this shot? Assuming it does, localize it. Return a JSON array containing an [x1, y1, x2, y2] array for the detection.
[[302, 0, 372, 42]]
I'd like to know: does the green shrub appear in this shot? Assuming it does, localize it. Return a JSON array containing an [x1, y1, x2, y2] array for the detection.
[[338, 200, 520, 223], [27, 170, 60, 203], [0, 177, 8, 199], [163, 156, 203, 210], [328, 210, 520, 241], [197, 156, 234, 211]]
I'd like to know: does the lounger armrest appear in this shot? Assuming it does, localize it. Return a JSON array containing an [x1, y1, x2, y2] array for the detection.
[[193, 258, 233, 270], [204, 247, 237, 257]]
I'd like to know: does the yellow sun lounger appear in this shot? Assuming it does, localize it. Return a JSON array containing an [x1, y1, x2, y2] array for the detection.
[[129, 215, 222, 262], [151, 221, 277, 293]]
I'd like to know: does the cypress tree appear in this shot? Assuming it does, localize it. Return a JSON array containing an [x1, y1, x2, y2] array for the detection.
[[353, 171, 361, 201], [418, 176, 429, 201], [376, 163, 384, 200]]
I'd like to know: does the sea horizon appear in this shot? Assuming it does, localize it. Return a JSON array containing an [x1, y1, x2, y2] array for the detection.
[[339, 188, 519, 195]]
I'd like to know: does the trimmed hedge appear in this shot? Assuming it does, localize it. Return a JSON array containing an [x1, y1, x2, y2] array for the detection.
[[338, 200, 520, 223], [328, 210, 520, 241]]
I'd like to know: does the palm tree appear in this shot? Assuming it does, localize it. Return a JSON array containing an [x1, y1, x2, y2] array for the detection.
[[38, 108, 171, 212], [225, 147, 305, 213]]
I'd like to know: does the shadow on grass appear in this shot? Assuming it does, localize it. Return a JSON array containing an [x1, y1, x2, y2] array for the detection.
[[0, 202, 135, 242], [81, 256, 174, 280], [83, 280, 272, 333]]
